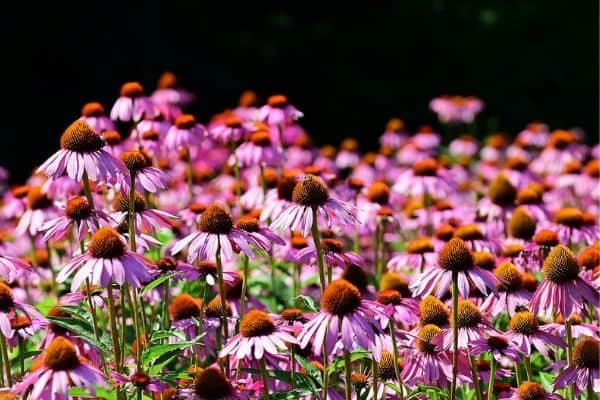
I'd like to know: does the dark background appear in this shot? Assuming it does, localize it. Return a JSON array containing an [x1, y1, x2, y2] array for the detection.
[[1, 1, 598, 183]]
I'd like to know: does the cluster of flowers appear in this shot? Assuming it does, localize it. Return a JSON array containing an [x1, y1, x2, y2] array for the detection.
[[0, 74, 597, 400]]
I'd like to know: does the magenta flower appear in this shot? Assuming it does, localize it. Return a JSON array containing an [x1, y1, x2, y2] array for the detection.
[[37, 119, 126, 182], [169, 258, 237, 287], [16, 185, 59, 236], [530, 245, 599, 318], [0, 282, 37, 339], [234, 215, 286, 254], [392, 158, 455, 199], [271, 174, 358, 236], [505, 310, 565, 357], [429, 95, 484, 124], [208, 114, 252, 144], [111, 191, 175, 234], [538, 207, 599, 246], [40, 196, 112, 242], [220, 309, 296, 361], [57, 227, 153, 290], [112, 370, 169, 395], [554, 337, 599, 394], [499, 382, 564, 400], [118, 150, 168, 193], [375, 289, 419, 328], [12, 337, 106, 399], [402, 324, 471, 388], [481, 261, 531, 317], [438, 299, 496, 351], [0, 254, 32, 283], [171, 203, 255, 262], [110, 81, 157, 122], [296, 235, 363, 269], [297, 279, 391, 361], [234, 130, 282, 167], [410, 238, 499, 299], [257, 94, 303, 126], [470, 335, 521, 363], [79, 102, 114, 133], [165, 114, 205, 150]]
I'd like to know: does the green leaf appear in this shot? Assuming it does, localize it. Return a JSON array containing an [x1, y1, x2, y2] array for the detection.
[[270, 388, 319, 399], [57, 305, 93, 324], [294, 354, 322, 385], [326, 350, 370, 375], [69, 385, 116, 399], [48, 316, 111, 354], [141, 341, 194, 366], [296, 294, 318, 312], [10, 350, 41, 368], [141, 272, 175, 295], [242, 368, 318, 392]]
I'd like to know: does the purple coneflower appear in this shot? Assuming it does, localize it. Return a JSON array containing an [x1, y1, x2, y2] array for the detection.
[[554, 337, 599, 395], [16, 185, 58, 236], [57, 226, 153, 290], [470, 335, 521, 363], [410, 237, 499, 298], [208, 114, 252, 144], [387, 237, 437, 273], [234, 130, 282, 168], [539, 207, 599, 246], [171, 258, 237, 287], [171, 203, 255, 263], [118, 150, 168, 193], [79, 101, 114, 133], [392, 158, 455, 199], [40, 196, 111, 242], [297, 279, 390, 361], [37, 119, 126, 182], [169, 293, 202, 340], [12, 336, 106, 399], [111, 191, 175, 233], [429, 95, 484, 124], [0, 282, 38, 339], [220, 309, 297, 361], [499, 381, 564, 400], [296, 235, 363, 270], [193, 367, 244, 400], [0, 254, 32, 283], [530, 244, 599, 318], [235, 215, 286, 254], [257, 94, 303, 127], [375, 289, 419, 328], [402, 324, 471, 388], [505, 310, 565, 357], [439, 299, 496, 351], [271, 174, 358, 237], [110, 81, 157, 122], [482, 261, 531, 317], [165, 114, 205, 150], [112, 370, 169, 395]]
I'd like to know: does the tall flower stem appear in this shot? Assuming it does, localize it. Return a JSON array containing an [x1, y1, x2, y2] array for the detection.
[[127, 287, 142, 368], [524, 356, 533, 381], [80, 241, 101, 347], [372, 359, 379, 400], [215, 238, 229, 342], [239, 255, 250, 325], [18, 336, 25, 376], [344, 351, 352, 400], [388, 318, 404, 400], [292, 263, 300, 307], [450, 270, 459, 400], [45, 242, 58, 298], [82, 171, 95, 209], [310, 207, 327, 294], [487, 357, 496, 400], [565, 319, 574, 400], [467, 351, 483, 400], [161, 277, 170, 333], [290, 344, 297, 389], [106, 281, 122, 371], [259, 357, 271, 400], [323, 344, 329, 400], [0, 333, 11, 386], [128, 173, 137, 251], [515, 364, 522, 386], [374, 222, 385, 287], [0, 339, 4, 386]]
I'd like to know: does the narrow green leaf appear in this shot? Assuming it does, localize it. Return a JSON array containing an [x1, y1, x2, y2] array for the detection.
[[141, 272, 175, 295]]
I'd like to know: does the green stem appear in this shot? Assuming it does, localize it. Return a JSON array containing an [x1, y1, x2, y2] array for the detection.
[[310, 207, 327, 294], [162, 278, 170, 334], [106, 282, 122, 371], [565, 319, 574, 400], [587, 377, 594, 400], [292, 263, 300, 307], [0, 336, 4, 386], [45, 241, 58, 298], [372, 359, 378, 400], [487, 357, 496, 400], [0, 333, 12, 386], [18, 336, 25, 376], [128, 172, 137, 251], [450, 270, 459, 400], [515, 364, 522, 386], [344, 351, 352, 400], [291, 343, 297, 389], [215, 237, 229, 342], [239, 255, 249, 326], [127, 287, 142, 369], [524, 356, 533, 382], [323, 344, 329, 400], [82, 171, 95, 209], [259, 357, 271, 400], [468, 351, 483, 400], [388, 318, 404, 400]]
